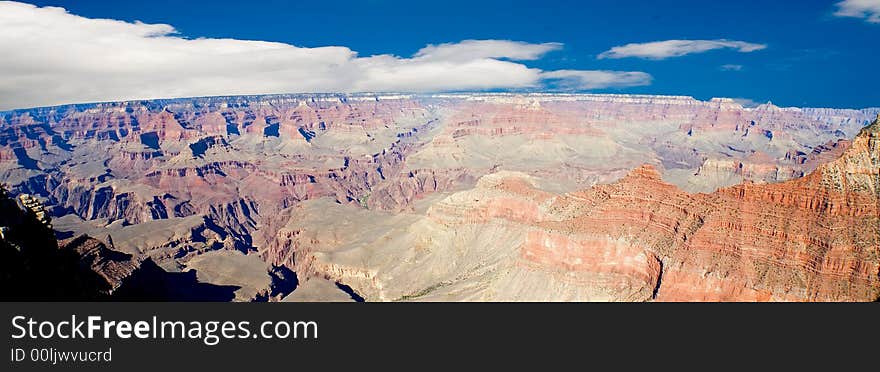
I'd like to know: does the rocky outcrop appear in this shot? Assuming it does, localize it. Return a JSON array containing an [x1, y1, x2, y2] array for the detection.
[[16, 193, 52, 227], [59, 235, 142, 294], [1, 185, 135, 299]]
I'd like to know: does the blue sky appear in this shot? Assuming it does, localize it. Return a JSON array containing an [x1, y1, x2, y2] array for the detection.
[[3, 0, 878, 109]]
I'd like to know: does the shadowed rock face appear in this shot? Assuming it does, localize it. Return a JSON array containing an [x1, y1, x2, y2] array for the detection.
[[0, 186, 238, 301], [1, 93, 878, 301]]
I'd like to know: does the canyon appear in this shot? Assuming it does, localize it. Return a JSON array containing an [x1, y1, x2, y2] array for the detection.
[[0, 93, 877, 301]]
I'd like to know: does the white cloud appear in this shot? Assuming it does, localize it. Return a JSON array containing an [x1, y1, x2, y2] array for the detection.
[[540, 70, 652, 89], [413, 40, 563, 61], [834, 0, 880, 23], [0, 1, 651, 110], [598, 39, 767, 60], [720, 64, 744, 71]]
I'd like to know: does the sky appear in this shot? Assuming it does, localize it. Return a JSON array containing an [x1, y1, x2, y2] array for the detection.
[[0, 0, 877, 110]]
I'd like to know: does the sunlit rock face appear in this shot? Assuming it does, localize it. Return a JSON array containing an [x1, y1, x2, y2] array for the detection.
[[1, 93, 878, 301]]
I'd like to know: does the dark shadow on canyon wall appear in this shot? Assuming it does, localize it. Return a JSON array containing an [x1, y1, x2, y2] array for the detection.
[[0, 185, 238, 301], [0, 186, 104, 300], [111, 261, 239, 301], [335, 282, 366, 302]]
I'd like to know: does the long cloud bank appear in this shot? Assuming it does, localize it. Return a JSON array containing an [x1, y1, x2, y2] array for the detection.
[[0, 1, 651, 110], [598, 39, 767, 60]]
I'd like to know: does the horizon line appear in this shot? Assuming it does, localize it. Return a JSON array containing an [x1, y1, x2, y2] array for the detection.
[[2, 91, 878, 114]]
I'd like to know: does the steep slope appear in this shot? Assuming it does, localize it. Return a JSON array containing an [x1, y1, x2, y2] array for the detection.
[[0, 185, 245, 301], [0, 185, 137, 299]]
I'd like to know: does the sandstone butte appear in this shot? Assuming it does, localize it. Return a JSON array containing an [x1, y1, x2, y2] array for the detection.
[[0, 93, 878, 301], [538, 116, 880, 301]]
